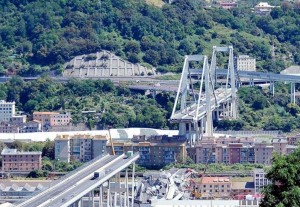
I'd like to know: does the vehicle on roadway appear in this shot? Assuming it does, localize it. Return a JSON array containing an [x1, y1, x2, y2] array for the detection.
[[94, 170, 105, 178]]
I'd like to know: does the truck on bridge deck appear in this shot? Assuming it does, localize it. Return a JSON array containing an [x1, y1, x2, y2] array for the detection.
[[94, 170, 105, 178]]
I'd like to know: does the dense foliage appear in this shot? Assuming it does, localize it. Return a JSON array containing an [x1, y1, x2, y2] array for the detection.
[[215, 86, 300, 132], [0, 77, 174, 129], [164, 156, 265, 173], [260, 148, 300, 207], [0, 0, 299, 76]]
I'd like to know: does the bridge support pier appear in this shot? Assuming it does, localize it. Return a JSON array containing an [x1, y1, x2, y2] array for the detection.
[[270, 81, 275, 97], [291, 82, 296, 104], [99, 185, 103, 207]]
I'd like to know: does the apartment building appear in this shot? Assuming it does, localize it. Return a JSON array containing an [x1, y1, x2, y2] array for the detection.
[[33, 112, 59, 126], [194, 177, 231, 199], [253, 169, 270, 194], [237, 55, 256, 71], [1, 148, 42, 172], [55, 134, 107, 162], [254, 142, 273, 165], [107, 135, 187, 168], [0, 122, 19, 133], [20, 120, 42, 133], [33, 111, 72, 127], [287, 134, 300, 145], [50, 112, 72, 126], [0, 100, 16, 122], [10, 115, 26, 126], [271, 137, 288, 155], [191, 137, 255, 164]]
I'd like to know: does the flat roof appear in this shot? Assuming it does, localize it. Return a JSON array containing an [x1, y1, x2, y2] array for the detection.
[[33, 111, 59, 115], [0, 128, 178, 142], [1, 148, 42, 155]]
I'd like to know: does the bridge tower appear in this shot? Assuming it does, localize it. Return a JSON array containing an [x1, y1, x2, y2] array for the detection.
[[170, 46, 238, 145], [210, 46, 237, 119]]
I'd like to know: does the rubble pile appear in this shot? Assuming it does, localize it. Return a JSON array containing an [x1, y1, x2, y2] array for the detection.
[[135, 169, 193, 204]]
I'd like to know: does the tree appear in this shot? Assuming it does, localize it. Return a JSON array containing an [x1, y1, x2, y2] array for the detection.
[[11, 140, 24, 151], [42, 139, 55, 159], [260, 148, 300, 207]]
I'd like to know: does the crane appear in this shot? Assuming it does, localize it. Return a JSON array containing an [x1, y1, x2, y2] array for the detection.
[[191, 145, 214, 199], [108, 127, 115, 155]]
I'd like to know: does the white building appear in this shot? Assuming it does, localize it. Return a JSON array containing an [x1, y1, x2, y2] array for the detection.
[[254, 2, 276, 15], [254, 169, 270, 194], [237, 55, 256, 71], [0, 100, 16, 122]]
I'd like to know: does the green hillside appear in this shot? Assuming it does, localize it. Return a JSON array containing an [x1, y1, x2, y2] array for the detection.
[[0, 0, 300, 76]]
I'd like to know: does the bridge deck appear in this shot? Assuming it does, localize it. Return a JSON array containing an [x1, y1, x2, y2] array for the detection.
[[170, 88, 233, 123], [17, 154, 136, 207], [48, 154, 139, 207]]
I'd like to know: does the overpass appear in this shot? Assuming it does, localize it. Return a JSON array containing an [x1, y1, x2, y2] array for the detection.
[[16, 153, 139, 207]]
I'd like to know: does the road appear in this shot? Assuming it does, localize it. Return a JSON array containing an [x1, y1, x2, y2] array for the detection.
[[170, 88, 233, 123]]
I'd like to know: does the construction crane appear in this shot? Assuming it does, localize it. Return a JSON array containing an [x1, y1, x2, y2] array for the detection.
[[108, 127, 115, 155]]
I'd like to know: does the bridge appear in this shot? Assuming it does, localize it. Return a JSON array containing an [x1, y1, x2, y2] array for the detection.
[[169, 46, 299, 145], [15, 153, 139, 207], [170, 46, 237, 145]]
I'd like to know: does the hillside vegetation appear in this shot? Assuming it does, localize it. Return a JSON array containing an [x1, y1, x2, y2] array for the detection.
[[0, 77, 298, 132], [0, 0, 300, 76], [0, 77, 174, 129]]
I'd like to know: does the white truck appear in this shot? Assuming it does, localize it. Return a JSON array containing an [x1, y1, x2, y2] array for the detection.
[[94, 170, 105, 178]]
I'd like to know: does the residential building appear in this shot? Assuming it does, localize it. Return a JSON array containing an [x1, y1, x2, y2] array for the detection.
[[10, 115, 26, 126], [55, 134, 107, 162], [1, 148, 42, 172], [272, 137, 288, 155], [193, 177, 231, 199], [287, 134, 300, 145], [0, 122, 19, 133], [228, 143, 255, 164], [20, 120, 42, 133], [190, 135, 298, 166], [253, 169, 270, 194], [231, 182, 255, 199], [218, 1, 238, 9], [253, 2, 276, 15], [107, 135, 187, 168], [0, 100, 16, 122], [50, 112, 72, 126], [237, 55, 256, 71], [286, 145, 297, 155], [191, 137, 255, 164], [33, 112, 59, 126], [254, 142, 273, 165]]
